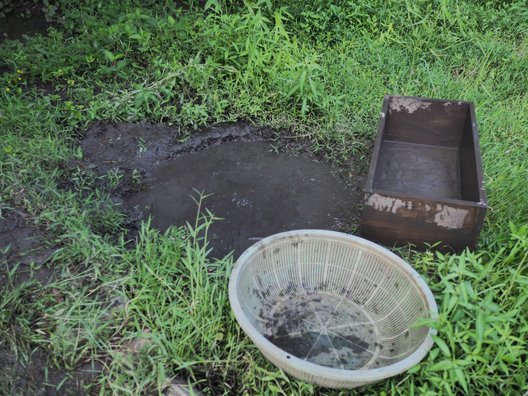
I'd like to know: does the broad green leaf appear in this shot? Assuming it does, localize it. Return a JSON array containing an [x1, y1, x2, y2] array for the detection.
[[427, 360, 454, 371], [204, 0, 221, 12], [411, 317, 439, 329], [447, 294, 458, 313], [299, 70, 307, 93], [287, 84, 299, 98], [453, 368, 469, 393], [433, 336, 451, 358], [301, 97, 308, 115], [476, 311, 486, 349], [308, 76, 318, 98], [103, 49, 115, 62]]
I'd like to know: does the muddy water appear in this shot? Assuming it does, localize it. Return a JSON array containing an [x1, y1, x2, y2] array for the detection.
[[126, 141, 358, 258], [262, 291, 377, 369], [0, 12, 48, 42]]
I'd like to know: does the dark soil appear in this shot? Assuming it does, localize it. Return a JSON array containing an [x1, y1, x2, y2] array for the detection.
[[262, 291, 376, 370], [80, 121, 364, 258], [1, 121, 365, 392], [0, 4, 49, 42], [0, 209, 55, 286], [0, 346, 102, 396], [0, 209, 101, 395]]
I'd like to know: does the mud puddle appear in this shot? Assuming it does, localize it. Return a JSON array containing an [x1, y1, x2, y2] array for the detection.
[[0, 6, 49, 42], [0, 209, 55, 286], [261, 291, 377, 370], [80, 122, 362, 258], [127, 140, 359, 257], [0, 209, 101, 395]]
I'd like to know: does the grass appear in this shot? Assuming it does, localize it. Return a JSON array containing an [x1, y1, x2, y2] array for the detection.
[[0, 0, 527, 394]]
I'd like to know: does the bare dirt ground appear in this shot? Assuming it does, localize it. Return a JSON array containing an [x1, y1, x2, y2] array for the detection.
[[80, 121, 364, 258], [1, 121, 365, 394]]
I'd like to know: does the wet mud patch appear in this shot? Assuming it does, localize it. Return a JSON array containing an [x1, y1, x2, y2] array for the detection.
[[0, 4, 49, 42], [0, 346, 101, 395], [262, 291, 378, 370], [80, 122, 363, 258], [80, 121, 270, 176], [0, 209, 102, 395], [0, 209, 56, 286]]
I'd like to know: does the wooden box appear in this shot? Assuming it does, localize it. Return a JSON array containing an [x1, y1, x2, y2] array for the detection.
[[360, 95, 487, 251]]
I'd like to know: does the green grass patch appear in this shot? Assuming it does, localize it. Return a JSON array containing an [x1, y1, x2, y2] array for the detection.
[[1, 0, 527, 394]]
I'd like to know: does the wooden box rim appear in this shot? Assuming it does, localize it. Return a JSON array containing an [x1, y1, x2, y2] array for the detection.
[[364, 94, 488, 208]]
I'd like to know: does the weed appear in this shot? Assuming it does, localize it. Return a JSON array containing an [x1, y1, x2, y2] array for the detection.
[[0, 0, 527, 394]]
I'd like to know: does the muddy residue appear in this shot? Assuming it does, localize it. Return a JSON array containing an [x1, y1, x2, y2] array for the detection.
[[80, 122, 363, 258], [261, 291, 377, 369], [80, 122, 266, 175], [0, 209, 56, 286], [0, 5, 49, 42], [0, 209, 102, 395], [81, 121, 178, 175], [0, 346, 101, 395]]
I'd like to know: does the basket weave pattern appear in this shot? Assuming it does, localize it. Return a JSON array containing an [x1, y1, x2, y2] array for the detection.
[[229, 230, 438, 389]]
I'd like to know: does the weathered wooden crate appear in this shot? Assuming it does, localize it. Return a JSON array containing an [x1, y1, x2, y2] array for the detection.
[[360, 95, 487, 251]]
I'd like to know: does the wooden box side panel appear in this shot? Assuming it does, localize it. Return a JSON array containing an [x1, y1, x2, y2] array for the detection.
[[360, 192, 486, 251], [384, 97, 469, 148]]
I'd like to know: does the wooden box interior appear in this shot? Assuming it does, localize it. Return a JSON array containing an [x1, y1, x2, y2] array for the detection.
[[371, 96, 482, 203]]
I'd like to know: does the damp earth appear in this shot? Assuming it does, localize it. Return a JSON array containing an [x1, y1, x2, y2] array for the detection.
[[260, 290, 378, 370], [0, 6, 49, 43], [0, 209, 101, 394], [80, 122, 363, 258], [2, 121, 364, 392]]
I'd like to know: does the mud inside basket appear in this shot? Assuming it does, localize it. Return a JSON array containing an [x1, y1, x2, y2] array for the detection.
[[239, 236, 431, 373], [261, 291, 380, 370]]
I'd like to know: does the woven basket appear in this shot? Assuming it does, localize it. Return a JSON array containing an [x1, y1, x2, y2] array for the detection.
[[229, 230, 438, 389]]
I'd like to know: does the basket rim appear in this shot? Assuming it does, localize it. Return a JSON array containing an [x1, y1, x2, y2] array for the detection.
[[228, 229, 439, 383]]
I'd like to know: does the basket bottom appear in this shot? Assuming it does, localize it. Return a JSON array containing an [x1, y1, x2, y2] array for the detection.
[[262, 290, 380, 370]]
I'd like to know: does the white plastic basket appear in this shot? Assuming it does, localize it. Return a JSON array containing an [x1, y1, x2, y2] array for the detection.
[[228, 230, 438, 389]]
